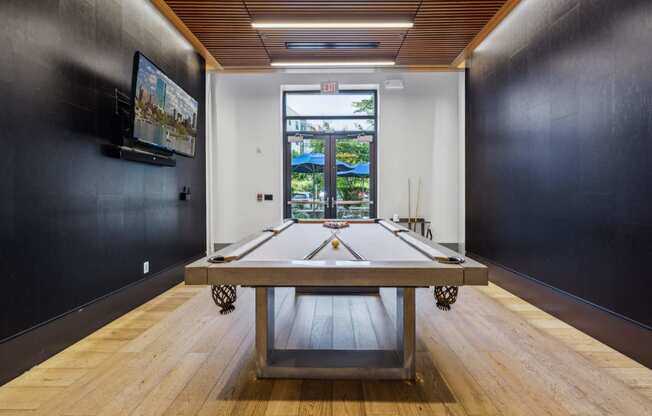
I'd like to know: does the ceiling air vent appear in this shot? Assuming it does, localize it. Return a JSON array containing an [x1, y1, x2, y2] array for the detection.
[[286, 42, 380, 50]]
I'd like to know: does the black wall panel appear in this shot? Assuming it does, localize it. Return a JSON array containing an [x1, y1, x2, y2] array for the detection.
[[467, 0, 652, 328], [0, 0, 206, 341]]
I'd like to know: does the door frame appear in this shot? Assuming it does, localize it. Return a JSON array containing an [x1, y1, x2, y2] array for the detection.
[[282, 89, 378, 219]]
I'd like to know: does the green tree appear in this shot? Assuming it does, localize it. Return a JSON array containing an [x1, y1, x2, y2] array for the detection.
[[352, 97, 374, 115]]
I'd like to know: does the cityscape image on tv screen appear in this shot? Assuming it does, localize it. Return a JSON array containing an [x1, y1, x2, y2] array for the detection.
[[133, 53, 198, 156]]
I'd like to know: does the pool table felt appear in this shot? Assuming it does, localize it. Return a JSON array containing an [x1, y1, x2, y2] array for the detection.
[[247, 223, 432, 261]]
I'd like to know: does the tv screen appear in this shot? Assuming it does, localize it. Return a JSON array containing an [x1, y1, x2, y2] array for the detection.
[[132, 52, 198, 157]]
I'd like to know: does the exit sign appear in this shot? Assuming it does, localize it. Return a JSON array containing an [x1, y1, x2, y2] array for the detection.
[[321, 81, 339, 94]]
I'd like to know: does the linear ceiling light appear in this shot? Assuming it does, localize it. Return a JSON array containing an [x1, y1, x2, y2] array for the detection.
[[252, 22, 413, 29], [271, 61, 395, 67], [286, 42, 380, 49]]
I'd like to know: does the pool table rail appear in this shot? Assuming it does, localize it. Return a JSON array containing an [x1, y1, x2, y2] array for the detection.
[[186, 219, 488, 288]]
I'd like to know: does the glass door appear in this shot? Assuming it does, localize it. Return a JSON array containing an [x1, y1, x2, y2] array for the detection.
[[286, 134, 376, 219], [332, 135, 374, 219], [287, 136, 330, 219]]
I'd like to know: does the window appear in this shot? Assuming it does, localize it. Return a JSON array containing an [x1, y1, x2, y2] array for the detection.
[[285, 92, 376, 117]]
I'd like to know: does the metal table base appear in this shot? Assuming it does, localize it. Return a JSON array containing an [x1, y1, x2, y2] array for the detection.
[[255, 287, 416, 380]]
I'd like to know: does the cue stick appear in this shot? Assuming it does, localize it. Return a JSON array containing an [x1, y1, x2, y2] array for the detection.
[[304, 233, 336, 260], [335, 235, 366, 261], [415, 177, 422, 231], [407, 178, 412, 231]]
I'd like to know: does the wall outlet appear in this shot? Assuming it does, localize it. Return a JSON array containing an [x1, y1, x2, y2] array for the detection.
[[143, 261, 149, 274]]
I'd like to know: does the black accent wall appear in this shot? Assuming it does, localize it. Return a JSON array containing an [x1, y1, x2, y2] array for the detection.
[[467, 0, 652, 328], [0, 1, 206, 341]]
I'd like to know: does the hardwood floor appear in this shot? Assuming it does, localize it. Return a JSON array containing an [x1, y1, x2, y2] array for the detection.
[[0, 283, 650, 415]]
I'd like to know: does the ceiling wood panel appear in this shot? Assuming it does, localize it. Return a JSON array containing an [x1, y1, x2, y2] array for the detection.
[[165, 0, 509, 69], [245, 0, 420, 19], [397, 0, 507, 65]]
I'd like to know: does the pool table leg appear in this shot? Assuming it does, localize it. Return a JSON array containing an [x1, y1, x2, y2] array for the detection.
[[397, 287, 416, 379], [255, 286, 416, 380], [255, 287, 275, 377]]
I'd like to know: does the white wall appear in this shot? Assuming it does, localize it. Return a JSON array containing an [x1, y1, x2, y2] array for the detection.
[[208, 71, 463, 245], [458, 72, 466, 246]]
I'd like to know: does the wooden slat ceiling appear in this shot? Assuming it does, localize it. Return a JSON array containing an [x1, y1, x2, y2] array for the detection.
[[165, 0, 508, 69]]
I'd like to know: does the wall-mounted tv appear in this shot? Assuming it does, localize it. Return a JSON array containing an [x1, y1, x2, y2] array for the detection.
[[131, 52, 198, 157]]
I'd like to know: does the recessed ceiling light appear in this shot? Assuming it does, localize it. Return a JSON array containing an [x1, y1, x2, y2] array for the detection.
[[286, 42, 380, 49], [283, 68, 377, 74], [252, 22, 413, 29], [271, 61, 395, 67]]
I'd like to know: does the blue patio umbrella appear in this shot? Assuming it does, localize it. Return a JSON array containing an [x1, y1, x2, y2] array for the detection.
[[337, 162, 369, 178], [291, 153, 354, 173], [290, 153, 326, 204], [291, 153, 325, 173], [337, 163, 370, 217], [291, 153, 356, 210]]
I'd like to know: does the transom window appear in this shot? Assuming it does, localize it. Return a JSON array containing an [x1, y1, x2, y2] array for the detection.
[[285, 91, 376, 133]]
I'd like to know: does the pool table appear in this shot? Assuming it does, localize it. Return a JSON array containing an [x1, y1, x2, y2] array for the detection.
[[185, 219, 488, 380]]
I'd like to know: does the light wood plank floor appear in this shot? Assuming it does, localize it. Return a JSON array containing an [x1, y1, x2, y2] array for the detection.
[[1, 283, 650, 415]]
